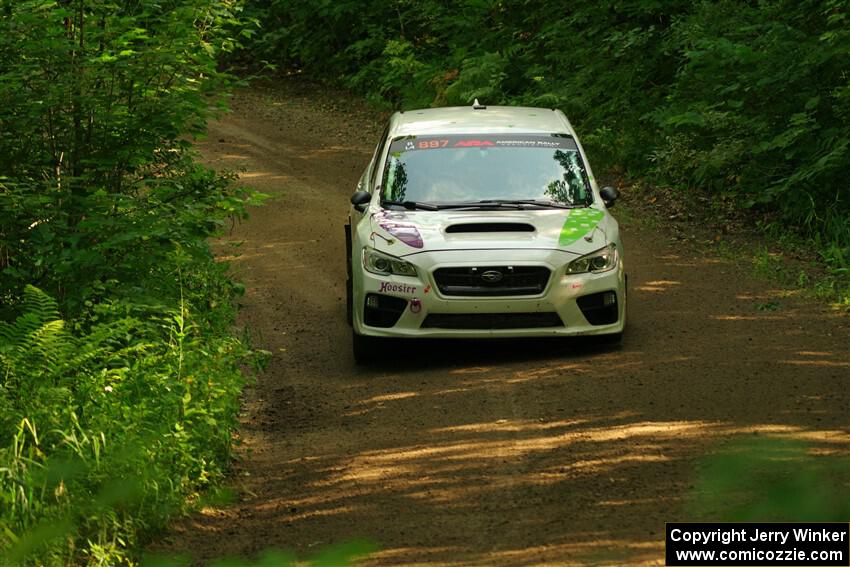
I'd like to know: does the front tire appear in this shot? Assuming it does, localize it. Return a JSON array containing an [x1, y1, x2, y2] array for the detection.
[[598, 331, 622, 345], [345, 222, 353, 326], [346, 276, 353, 326], [353, 332, 380, 364]]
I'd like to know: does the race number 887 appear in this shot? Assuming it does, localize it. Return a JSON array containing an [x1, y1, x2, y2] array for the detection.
[[418, 140, 449, 149]]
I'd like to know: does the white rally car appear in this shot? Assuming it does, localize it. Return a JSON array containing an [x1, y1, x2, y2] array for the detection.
[[345, 101, 626, 362]]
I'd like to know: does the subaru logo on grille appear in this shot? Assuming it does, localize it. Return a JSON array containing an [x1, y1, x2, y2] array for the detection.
[[480, 270, 504, 283]]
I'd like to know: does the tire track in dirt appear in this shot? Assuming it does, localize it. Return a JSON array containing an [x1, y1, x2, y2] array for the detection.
[[152, 79, 850, 566]]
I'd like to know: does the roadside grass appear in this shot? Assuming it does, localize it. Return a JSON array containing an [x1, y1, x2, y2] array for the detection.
[[0, 281, 268, 565], [143, 540, 377, 567], [689, 437, 850, 522], [616, 178, 850, 314]]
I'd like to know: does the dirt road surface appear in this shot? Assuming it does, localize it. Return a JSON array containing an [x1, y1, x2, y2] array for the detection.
[[154, 80, 850, 566]]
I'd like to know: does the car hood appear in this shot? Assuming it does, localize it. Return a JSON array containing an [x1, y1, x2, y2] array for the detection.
[[369, 207, 616, 258]]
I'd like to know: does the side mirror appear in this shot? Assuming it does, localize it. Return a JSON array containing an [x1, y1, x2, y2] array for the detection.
[[599, 186, 619, 208], [350, 190, 371, 212]]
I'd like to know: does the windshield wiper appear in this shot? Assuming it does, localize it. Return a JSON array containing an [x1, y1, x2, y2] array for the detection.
[[382, 199, 589, 211], [381, 199, 440, 211], [476, 199, 587, 209], [435, 199, 588, 210]]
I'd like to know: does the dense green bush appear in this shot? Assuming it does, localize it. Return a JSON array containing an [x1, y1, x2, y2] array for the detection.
[[650, 0, 850, 275], [0, 0, 255, 312], [244, 0, 849, 278], [0, 286, 260, 564], [689, 438, 850, 522], [0, 0, 263, 564]]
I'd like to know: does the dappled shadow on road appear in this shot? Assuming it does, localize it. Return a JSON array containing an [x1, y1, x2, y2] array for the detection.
[[151, 81, 850, 566], [160, 303, 850, 565]]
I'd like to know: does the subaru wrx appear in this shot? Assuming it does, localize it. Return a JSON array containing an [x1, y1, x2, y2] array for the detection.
[[345, 101, 626, 362]]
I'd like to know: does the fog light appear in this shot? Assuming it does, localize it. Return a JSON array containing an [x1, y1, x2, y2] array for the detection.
[[576, 290, 619, 326], [364, 294, 407, 328]]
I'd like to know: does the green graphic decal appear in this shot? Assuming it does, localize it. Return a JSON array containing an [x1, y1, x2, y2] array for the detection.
[[559, 208, 605, 246]]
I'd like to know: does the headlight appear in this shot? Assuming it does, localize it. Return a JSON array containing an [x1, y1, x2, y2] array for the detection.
[[362, 247, 418, 277], [566, 243, 619, 274]]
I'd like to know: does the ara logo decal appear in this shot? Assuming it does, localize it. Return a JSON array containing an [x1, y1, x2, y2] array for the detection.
[[409, 298, 422, 313], [453, 140, 495, 147]]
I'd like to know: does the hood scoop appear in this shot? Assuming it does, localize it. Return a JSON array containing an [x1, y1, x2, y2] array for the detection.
[[446, 222, 535, 234]]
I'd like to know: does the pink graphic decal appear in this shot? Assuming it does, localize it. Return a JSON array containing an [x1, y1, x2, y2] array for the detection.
[[379, 222, 424, 249], [409, 298, 422, 313], [374, 210, 408, 221]]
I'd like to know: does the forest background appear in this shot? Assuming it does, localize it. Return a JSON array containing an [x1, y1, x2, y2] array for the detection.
[[247, 0, 850, 300], [1, 0, 848, 564]]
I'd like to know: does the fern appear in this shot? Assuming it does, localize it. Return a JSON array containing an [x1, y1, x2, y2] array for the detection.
[[443, 52, 509, 105], [0, 286, 74, 393], [20, 285, 60, 322]]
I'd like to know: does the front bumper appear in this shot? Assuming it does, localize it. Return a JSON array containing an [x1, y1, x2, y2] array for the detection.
[[353, 248, 626, 338]]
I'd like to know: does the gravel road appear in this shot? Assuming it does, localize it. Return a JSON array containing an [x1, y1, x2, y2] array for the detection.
[[153, 79, 850, 566]]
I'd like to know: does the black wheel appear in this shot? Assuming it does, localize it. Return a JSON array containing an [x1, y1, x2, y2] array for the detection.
[[598, 331, 622, 345], [352, 332, 380, 364], [346, 276, 353, 326], [345, 222, 353, 326]]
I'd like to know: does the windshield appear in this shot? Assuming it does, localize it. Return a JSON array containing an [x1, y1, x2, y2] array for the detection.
[[381, 134, 592, 208]]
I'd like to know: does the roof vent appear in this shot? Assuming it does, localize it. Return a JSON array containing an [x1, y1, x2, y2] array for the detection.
[[472, 98, 486, 110]]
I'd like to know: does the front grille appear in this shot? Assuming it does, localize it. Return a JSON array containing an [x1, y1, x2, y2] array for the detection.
[[433, 266, 551, 296], [421, 312, 564, 330]]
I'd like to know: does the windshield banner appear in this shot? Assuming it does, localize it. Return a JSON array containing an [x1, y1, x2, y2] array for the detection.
[[390, 134, 578, 153]]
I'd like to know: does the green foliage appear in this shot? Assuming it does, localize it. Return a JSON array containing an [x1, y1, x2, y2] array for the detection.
[[143, 540, 377, 567], [650, 1, 850, 225], [0, 287, 263, 565], [690, 438, 850, 521], [242, 0, 850, 280], [0, 0, 263, 564], [0, 0, 252, 312]]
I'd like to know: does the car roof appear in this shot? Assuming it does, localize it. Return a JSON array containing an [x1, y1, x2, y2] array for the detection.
[[388, 105, 574, 137]]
